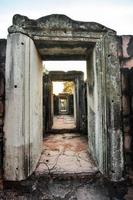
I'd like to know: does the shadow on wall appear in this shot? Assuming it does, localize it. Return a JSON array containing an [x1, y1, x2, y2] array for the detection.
[[0, 39, 6, 186]]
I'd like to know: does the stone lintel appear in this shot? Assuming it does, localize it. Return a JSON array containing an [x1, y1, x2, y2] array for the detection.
[[48, 70, 84, 81], [8, 14, 116, 37], [8, 14, 116, 60]]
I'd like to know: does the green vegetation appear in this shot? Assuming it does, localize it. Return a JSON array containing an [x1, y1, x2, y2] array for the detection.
[[63, 81, 74, 94]]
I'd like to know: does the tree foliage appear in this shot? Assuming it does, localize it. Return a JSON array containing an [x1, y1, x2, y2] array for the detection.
[[63, 81, 74, 94]]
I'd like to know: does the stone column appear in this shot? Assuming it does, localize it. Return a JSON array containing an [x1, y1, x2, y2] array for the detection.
[[4, 33, 43, 181], [0, 39, 6, 188], [73, 83, 77, 125], [105, 35, 124, 181], [120, 35, 133, 171]]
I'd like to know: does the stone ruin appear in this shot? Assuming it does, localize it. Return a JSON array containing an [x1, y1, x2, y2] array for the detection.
[[0, 14, 133, 198]]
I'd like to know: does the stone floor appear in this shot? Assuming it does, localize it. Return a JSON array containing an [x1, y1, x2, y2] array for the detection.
[[52, 115, 76, 130], [0, 133, 130, 199], [0, 133, 112, 200], [0, 133, 128, 199], [35, 133, 98, 176]]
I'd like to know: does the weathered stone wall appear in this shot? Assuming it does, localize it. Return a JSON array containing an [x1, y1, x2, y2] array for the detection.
[[0, 39, 6, 186], [68, 94, 74, 115], [87, 35, 123, 181], [119, 35, 133, 170], [43, 74, 53, 133], [105, 35, 124, 181], [4, 33, 43, 181], [53, 94, 59, 115]]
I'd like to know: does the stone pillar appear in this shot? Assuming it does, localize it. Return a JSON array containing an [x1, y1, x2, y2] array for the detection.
[[68, 94, 74, 115], [119, 35, 133, 170], [4, 33, 43, 180], [75, 78, 80, 130], [0, 39, 6, 187], [43, 75, 53, 132], [53, 94, 59, 115], [86, 36, 123, 181], [105, 35, 124, 181], [73, 83, 77, 125], [78, 77, 86, 133], [51, 83, 54, 126], [87, 51, 96, 161]]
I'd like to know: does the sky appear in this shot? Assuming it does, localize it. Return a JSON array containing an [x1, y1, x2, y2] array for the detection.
[[53, 81, 64, 95], [1, 0, 133, 39], [1, 0, 133, 73]]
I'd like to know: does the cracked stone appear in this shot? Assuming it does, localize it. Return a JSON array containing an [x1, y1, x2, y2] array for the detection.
[[35, 133, 98, 176]]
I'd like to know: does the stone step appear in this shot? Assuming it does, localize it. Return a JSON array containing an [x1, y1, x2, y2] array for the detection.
[[3, 173, 105, 199], [4, 170, 100, 190], [35, 171, 99, 181], [48, 128, 78, 134], [3, 172, 127, 200]]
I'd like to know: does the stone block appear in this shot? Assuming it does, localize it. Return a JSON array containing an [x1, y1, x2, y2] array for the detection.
[[0, 39, 6, 58], [122, 95, 130, 116], [0, 101, 4, 115], [124, 133, 132, 151], [0, 179, 3, 190], [122, 36, 133, 58], [128, 70, 133, 96], [123, 118, 130, 133], [121, 73, 129, 92], [0, 119, 3, 126], [122, 58, 133, 69], [0, 74, 5, 97], [4, 33, 43, 181], [117, 36, 123, 58]]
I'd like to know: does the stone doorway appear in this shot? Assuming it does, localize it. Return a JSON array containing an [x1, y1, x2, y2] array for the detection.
[[43, 70, 86, 133], [50, 80, 76, 131], [50, 81, 76, 131], [4, 14, 123, 182]]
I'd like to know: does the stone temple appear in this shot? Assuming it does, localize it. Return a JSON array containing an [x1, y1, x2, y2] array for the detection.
[[0, 14, 133, 199]]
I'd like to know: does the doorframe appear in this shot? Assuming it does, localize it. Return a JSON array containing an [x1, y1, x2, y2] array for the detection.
[[4, 14, 124, 181]]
